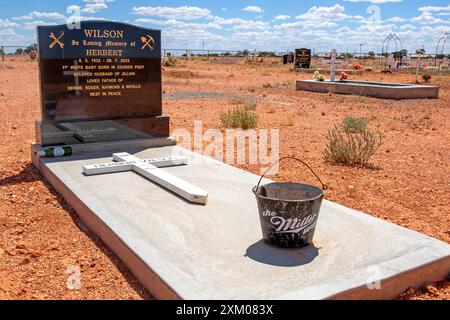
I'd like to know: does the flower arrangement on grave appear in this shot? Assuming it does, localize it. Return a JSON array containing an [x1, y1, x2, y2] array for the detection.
[[421, 72, 432, 82], [339, 72, 349, 81], [163, 56, 177, 67], [352, 63, 362, 70], [313, 71, 325, 81]]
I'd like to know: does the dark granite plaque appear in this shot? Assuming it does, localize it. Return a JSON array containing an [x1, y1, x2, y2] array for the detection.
[[37, 21, 168, 146], [282, 53, 294, 65], [295, 48, 311, 69]]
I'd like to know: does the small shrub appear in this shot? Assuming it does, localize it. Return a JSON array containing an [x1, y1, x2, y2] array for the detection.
[[342, 116, 368, 133], [228, 73, 235, 78], [244, 102, 257, 111], [323, 121, 382, 168], [262, 83, 272, 88], [219, 107, 258, 129]]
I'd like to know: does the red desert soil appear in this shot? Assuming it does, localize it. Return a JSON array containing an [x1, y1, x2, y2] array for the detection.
[[0, 57, 448, 300]]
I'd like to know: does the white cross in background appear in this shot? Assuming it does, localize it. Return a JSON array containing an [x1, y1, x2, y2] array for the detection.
[[322, 49, 344, 82], [83, 153, 208, 205], [330, 48, 337, 82]]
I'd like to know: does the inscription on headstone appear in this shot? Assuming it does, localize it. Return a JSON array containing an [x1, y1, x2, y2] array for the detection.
[[37, 21, 169, 146], [294, 48, 311, 69]]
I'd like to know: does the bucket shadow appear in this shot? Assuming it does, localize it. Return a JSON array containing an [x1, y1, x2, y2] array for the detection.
[[244, 240, 320, 267]]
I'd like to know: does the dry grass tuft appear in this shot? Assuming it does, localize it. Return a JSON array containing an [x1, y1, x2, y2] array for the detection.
[[219, 107, 258, 129], [323, 117, 382, 168]]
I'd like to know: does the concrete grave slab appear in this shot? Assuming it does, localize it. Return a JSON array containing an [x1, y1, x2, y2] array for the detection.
[[31, 144, 450, 300], [296, 80, 439, 99]]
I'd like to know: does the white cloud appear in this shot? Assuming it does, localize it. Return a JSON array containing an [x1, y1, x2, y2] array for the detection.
[[411, 12, 448, 25], [336, 26, 352, 33], [82, 4, 107, 13], [0, 27, 16, 36], [384, 16, 407, 23], [0, 19, 19, 28], [399, 24, 416, 31], [418, 5, 450, 13], [274, 15, 290, 20], [242, 6, 264, 13], [23, 20, 57, 30], [233, 20, 268, 31], [135, 18, 221, 31], [13, 11, 66, 21], [82, 0, 113, 13], [296, 4, 351, 22], [212, 16, 270, 31], [132, 6, 211, 20], [78, 16, 107, 21], [273, 20, 337, 31]]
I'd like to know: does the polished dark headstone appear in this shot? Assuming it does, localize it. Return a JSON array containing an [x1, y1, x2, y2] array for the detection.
[[282, 53, 294, 65], [295, 48, 311, 69], [37, 21, 168, 146]]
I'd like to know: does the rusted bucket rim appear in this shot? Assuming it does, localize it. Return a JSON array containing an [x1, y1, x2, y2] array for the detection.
[[252, 184, 324, 203], [253, 156, 327, 202]]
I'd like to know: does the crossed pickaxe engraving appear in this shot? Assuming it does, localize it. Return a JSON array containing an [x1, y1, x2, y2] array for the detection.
[[140, 35, 155, 50], [49, 32, 64, 49]]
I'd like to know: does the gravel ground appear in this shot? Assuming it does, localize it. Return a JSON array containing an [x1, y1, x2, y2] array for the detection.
[[0, 57, 448, 300]]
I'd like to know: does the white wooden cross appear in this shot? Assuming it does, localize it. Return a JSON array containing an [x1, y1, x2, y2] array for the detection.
[[325, 49, 342, 82], [83, 153, 208, 205], [321, 60, 345, 67]]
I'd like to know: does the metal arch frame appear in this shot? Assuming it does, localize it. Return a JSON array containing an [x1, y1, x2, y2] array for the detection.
[[382, 33, 403, 56], [436, 32, 450, 57], [382, 33, 403, 71], [435, 33, 450, 67]]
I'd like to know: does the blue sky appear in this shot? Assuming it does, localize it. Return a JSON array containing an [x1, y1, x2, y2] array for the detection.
[[0, 1, 449, 53]]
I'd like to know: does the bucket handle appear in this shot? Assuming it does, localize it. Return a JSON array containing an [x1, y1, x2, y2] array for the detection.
[[255, 156, 328, 191]]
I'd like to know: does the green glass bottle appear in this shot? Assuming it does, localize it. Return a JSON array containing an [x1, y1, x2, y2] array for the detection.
[[37, 146, 73, 158]]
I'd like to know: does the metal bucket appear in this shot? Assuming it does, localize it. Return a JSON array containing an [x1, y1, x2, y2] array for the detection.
[[252, 157, 327, 249]]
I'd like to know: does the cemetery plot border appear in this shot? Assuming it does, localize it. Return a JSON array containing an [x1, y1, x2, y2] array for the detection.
[[30, 144, 450, 300], [296, 80, 439, 100]]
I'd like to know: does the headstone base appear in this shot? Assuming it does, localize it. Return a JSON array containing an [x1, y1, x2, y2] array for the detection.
[[35, 116, 170, 146]]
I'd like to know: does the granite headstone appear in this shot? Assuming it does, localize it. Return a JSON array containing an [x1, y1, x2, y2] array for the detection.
[[36, 21, 169, 146], [295, 48, 311, 69]]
